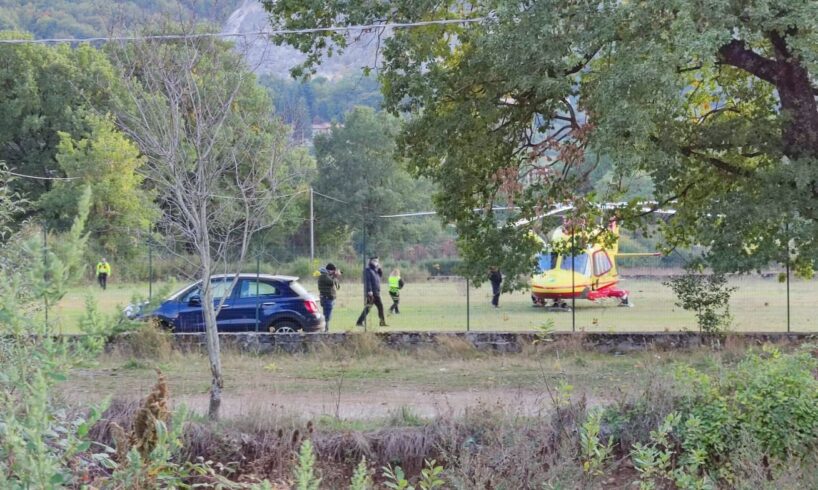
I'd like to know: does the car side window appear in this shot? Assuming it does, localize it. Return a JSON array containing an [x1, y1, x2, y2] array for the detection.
[[211, 279, 234, 299], [238, 280, 279, 298], [180, 279, 234, 302]]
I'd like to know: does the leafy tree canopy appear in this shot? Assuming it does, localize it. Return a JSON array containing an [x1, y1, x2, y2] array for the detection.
[[313, 106, 445, 259], [0, 32, 123, 205], [259, 74, 382, 141], [39, 114, 157, 259], [267, 0, 818, 283]]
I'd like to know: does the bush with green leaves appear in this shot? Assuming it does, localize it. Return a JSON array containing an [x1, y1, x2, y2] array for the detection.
[[0, 186, 109, 487], [294, 439, 321, 490], [664, 268, 736, 333], [630, 347, 818, 488], [579, 410, 614, 476], [349, 457, 373, 490]]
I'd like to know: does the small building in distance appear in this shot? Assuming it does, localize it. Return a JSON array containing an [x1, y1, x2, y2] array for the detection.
[[311, 121, 334, 137]]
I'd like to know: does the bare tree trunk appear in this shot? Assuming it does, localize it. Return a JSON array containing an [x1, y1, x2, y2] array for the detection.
[[200, 266, 223, 419], [111, 30, 307, 422], [197, 202, 224, 420]]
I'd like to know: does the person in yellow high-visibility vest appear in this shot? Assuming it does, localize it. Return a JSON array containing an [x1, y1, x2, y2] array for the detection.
[[96, 258, 111, 290], [387, 268, 405, 315]]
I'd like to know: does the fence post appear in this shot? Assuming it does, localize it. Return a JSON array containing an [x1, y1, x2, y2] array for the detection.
[[42, 222, 48, 334], [571, 228, 576, 333], [785, 223, 791, 333], [466, 277, 470, 332], [255, 252, 261, 332], [147, 224, 153, 302], [361, 214, 367, 333]]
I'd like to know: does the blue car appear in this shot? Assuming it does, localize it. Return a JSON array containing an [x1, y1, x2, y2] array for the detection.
[[130, 274, 325, 333]]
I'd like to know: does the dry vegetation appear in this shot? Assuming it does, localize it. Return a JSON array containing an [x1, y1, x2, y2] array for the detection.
[[62, 332, 818, 487]]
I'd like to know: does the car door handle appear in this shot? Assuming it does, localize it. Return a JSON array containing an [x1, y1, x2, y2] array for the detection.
[[220, 304, 231, 309], [262, 302, 276, 306]]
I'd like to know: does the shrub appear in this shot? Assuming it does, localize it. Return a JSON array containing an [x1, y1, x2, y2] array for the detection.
[[420, 259, 462, 276], [579, 410, 614, 476], [630, 347, 818, 488], [349, 457, 373, 490], [294, 439, 321, 490], [664, 268, 736, 334], [120, 322, 174, 360]]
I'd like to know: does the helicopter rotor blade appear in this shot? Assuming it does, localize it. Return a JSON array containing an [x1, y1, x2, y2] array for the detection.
[[379, 202, 675, 222]]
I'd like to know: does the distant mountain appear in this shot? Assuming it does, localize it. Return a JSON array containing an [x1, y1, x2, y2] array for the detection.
[[0, 0, 379, 79], [0, 0, 235, 39], [222, 0, 381, 79]]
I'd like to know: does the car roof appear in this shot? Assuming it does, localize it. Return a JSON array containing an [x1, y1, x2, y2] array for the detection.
[[209, 273, 299, 282], [166, 274, 301, 300]]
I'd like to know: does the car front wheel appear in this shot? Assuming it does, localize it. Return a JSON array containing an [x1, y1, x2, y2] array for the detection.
[[270, 320, 300, 334]]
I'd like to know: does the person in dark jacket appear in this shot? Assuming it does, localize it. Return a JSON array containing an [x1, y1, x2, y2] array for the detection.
[[489, 266, 502, 307], [356, 256, 387, 327], [317, 263, 341, 332]]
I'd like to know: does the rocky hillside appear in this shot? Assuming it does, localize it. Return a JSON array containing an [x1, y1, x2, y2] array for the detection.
[[0, 0, 377, 79], [223, 0, 380, 78]]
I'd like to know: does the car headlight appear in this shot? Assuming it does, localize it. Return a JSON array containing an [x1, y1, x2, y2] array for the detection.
[[123, 301, 149, 320]]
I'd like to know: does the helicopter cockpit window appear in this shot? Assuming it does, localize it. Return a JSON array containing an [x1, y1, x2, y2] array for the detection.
[[561, 253, 590, 276], [537, 253, 558, 272]]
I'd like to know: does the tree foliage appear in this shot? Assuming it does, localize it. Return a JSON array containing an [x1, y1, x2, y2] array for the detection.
[[313, 106, 446, 258], [112, 31, 309, 420], [267, 0, 818, 282], [39, 114, 157, 259], [0, 32, 122, 204], [260, 74, 382, 141]]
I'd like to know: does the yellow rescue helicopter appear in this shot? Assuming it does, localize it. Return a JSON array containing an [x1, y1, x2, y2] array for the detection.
[[519, 203, 674, 309], [529, 219, 662, 309], [382, 202, 671, 308]]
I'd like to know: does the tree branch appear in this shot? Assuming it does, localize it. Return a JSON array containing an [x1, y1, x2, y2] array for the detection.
[[681, 147, 754, 178], [718, 39, 782, 85]]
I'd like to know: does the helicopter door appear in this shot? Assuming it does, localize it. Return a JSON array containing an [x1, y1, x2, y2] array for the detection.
[[592, 251, 613, 288]]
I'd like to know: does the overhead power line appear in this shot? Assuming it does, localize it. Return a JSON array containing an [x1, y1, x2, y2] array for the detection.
[[312, 190, 349, 204], [1, 169, 80, 181], [379, 206, 520, 218], [0, 18, 486, 45]]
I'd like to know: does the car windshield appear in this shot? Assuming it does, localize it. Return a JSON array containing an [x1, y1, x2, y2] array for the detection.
[[288, 280, 311, 298], [177, 278, 235, 302], [537, 252, 559, 272]]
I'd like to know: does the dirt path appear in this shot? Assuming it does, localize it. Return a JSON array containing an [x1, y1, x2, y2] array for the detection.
[[174, 387, 556, 420]]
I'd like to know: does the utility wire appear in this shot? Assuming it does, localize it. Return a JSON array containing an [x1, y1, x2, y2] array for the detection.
[[1, 169, 80, 181], [380, 206, 520, 218], [0, 18, 486, 45], [312, 190, 349, 204]]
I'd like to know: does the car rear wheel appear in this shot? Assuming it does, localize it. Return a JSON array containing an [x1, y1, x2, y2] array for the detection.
[[152, 319, 173, 331], [270, 320, 299, 334]]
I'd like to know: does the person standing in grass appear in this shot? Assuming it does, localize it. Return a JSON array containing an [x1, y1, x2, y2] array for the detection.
[[489, 266, 502, 307], [317, 263, 341, 332], [388, 268, 405, 315], [96, 258, 111, 290], [356, 256, 387, 327]]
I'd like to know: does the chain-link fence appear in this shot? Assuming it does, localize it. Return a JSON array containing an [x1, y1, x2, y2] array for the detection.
[[49, 220, 817, 334]]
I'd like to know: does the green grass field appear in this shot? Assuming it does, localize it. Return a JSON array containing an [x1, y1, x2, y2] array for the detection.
[[56, 275, 816, 333]]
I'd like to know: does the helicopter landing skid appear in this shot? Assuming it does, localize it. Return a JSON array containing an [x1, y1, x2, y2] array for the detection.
[[545, 300, 572, 312], [543, 305, 572, 313]]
